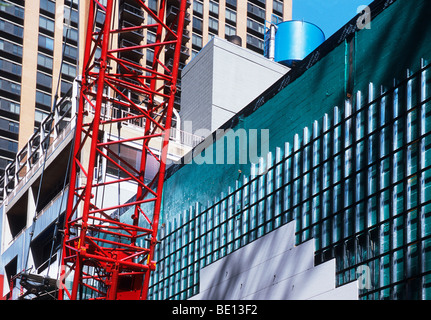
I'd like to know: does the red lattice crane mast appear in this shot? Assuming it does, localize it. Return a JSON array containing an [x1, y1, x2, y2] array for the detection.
[[58, 0, 187, 300]]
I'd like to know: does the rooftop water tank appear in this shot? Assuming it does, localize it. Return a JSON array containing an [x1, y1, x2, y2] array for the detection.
[[273, 20, 325, 67]]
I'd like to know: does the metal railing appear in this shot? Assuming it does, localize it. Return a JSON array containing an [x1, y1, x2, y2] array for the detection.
[[0, 84, 77, 203], [84, 101, 204, 148]]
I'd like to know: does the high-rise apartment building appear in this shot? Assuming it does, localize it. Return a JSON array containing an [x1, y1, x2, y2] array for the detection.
[[0, 0, 88, 173], [188, 0, 292, 58]]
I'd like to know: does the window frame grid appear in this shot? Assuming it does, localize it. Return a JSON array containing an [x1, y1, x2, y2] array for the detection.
[[149, 60, 431, 300]]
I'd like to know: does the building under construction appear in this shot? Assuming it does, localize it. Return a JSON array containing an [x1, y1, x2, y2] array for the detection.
[[2, 0, 431, 301], [0, 0, 292, 300]]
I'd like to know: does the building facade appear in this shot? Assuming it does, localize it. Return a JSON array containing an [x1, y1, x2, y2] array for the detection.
[[187, 0, 292, 58], [145, 0, 431, 300], [0, 0, 88, 173]]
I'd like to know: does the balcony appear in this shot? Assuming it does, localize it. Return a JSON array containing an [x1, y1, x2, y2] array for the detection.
[[118, 56, 144, 75], [165, 43, 190, 61], [120, 2, 145, 24], [119, 38, 144, 62], [120, 20, 145, 44], [166, 5, 191, 27], [165, 57, 186, 73], [167, 0, 192, 9], [0, 87, 75, 203], [181, 28, 191, 45]]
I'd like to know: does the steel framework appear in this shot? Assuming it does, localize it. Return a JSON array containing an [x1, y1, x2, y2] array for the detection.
[[58, 0, 187, 300]]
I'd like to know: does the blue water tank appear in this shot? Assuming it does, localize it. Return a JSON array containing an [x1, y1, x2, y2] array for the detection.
[[274, 20, 325, 67]]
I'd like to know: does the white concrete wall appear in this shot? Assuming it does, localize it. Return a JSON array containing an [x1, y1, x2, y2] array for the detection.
[[181, 37, 289, 135], [180, 41, 215, 136], [190, 222, 359, 300]]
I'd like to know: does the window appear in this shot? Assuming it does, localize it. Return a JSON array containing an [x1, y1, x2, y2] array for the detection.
[[64, 44, 78, 60], [64, 27, 79, 43], [246, 34, 264, 50], [40, 0, 56, 14], [208, 17, 218, 33], [209, 1, 219, 16], [37, 71, 52, 89], [193, 17, 203, 32], [0, 59, 22, 76], [61, 80, 73, 95], [10, 83, 20, 95], [273, 0, 283, 14], [106, 143, 142, 177], [0, 98, 20, 114], [147, 15, 156, 25], [65, 0, 80, 6], [147, 32, 156, 44], [38, 34, 54, 51], [39, 16, 55, 33], [0, 19, 24, 38], [64, 8, 79, 25], [35, 109, 49, 123], [247, 3, 265, 20], [247, 18, 265, 35], [0, 79, 21, 95], [193, 1, 203, 15], [148, 0, 158, 11], [146, 49, 154, 63], [226, 0, 237, 8], [422, 168, 431, 203], [36, 90, 52, 107], [0, 39, 23, 57], [0, 3, 24, 19], [0, 118, 19, 134], [0, 137, 17, 152], [191, 50, 199, 59], [271, 14, 282, 24], [192, 34, 203, 49], [225, 8, 237, 23], [61, 62, 77, 78], [423, 135, 431, 168], [37, 53, 53, 70], [225, 24, 236, 36]]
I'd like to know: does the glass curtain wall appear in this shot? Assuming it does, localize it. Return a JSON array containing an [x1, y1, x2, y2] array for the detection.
[[148, 59, 431, 300]]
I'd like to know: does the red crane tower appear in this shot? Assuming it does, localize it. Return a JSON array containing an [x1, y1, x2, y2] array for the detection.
[[58, 0, 187, 300]]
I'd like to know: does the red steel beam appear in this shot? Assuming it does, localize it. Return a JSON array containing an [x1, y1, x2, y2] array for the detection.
[[58, 0, 187, 300]]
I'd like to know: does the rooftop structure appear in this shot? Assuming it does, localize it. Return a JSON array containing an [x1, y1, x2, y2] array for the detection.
[[181, 36, 289, 135]]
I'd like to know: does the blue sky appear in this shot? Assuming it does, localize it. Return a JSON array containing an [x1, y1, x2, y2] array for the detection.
[[292, 0, 374, 39]]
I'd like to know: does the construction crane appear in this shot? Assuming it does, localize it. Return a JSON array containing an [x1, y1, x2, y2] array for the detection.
[[58, 0, 187, 300]]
